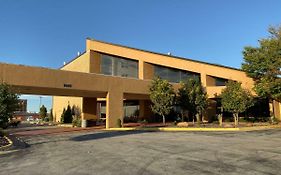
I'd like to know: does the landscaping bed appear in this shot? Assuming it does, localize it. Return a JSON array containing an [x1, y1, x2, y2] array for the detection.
[[123, 122, 280, 128], [0, 136, 9, 147]]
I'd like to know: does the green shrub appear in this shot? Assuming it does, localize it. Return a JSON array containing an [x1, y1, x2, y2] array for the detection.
[[123, 116, 138, 123], [270, 116, 279, 124], [9, 120, 21, 127], [224, 118, 233, 122], [72, 118, 82, 127], [0, 129, 8, 137], [139, 119, 148, 125]]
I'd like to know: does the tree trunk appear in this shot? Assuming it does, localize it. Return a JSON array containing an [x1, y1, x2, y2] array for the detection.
[[218, 114, 223, 127], [181, 110, 184, 122], [233, 113, 239, 127], [162, 115, 166, 125], [192, 115, 195, 125], [196, 113, 200, 126]]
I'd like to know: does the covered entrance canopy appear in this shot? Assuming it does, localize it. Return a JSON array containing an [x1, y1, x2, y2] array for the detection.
[[0, 63, 151, 128]]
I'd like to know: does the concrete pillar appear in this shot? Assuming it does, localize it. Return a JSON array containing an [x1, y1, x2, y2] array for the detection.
[[106, 91, 123, 128], [138, 60, 144, 80], [272, 100, 281, 120], [82, 97, 97, 120], [139, 61, 154, 80], [200, 73, 207, 87]]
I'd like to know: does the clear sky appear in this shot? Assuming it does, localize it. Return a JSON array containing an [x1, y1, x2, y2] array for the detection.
[[1, 0, 281, 112]]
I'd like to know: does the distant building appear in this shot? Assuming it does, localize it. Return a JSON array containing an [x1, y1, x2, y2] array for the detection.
[[13, 112, 39, 121], [13, 99, 40, 121], [17, 99, 27, 112]]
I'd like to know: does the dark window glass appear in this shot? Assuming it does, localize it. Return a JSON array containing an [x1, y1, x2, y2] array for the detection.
[[154, 65, 200, 83], [100, 54, 138, 78], [215, 77, 228, 86]]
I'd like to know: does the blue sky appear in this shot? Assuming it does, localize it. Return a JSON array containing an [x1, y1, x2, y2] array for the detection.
[[1, 0, 281, 112]]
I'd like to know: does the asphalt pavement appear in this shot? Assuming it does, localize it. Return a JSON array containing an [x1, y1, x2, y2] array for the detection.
[[1, 128, 281, 175]]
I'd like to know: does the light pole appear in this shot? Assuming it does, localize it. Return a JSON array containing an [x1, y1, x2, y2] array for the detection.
[[39, 96, 43, 110]]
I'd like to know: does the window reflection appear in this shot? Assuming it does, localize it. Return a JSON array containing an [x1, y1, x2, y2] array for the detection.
[[154, 65, 200, 83], [101, 54, 138, 78]]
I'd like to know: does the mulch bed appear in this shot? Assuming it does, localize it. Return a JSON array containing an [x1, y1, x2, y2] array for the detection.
[[123, 122, 279, 128], [0, 136, 9, 147]]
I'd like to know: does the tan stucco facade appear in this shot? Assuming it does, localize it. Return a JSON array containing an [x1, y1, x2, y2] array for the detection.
[[0, 39, 280, 128]]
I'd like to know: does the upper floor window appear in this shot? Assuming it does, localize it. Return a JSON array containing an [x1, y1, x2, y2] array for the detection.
[[154, 65, 200, 83], [214, 77, 228, 86], [100, 54, 138, 78]]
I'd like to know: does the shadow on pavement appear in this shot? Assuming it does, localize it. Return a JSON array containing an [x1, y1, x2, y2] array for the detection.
[[70, 131, 148, 141]]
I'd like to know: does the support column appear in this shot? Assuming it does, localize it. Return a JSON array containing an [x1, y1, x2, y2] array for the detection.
[[272, 100, 281, 120], [138, 60, 154, 80], [200, 73, 207, 87], [106, 91, 123, 128], [82, 97, 97, 120]]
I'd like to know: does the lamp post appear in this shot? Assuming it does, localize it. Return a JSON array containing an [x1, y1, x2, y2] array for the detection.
[[39, 96, 43, 110]]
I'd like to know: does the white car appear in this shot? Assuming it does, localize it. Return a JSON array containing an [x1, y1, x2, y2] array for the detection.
[[27, 116, 34, 121]]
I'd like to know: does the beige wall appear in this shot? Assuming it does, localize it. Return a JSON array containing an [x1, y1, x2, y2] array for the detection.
[[52, 96, 82, 122], [2, 38, 280, 128], [61, 51, 91, 73], [82, 97, 98, 120], [273, 100, 281, 120], [89, 50, 101, 74], [86, 39, 254, 90]]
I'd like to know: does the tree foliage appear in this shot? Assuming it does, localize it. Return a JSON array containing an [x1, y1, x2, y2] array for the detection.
[[61, 104, 72, 123], [177, 78, 208, 122], [177, 81, 192, 121], [220, 81, 254, 126], [149, 77, 175, 124], [71, 105, 81, 127], [242, 25, 281, 101], [0, 83, 19, 129], [39, 105, 47, 119]]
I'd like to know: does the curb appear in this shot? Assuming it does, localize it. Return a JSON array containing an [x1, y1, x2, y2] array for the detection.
[[105, 125, 281, 132], [58, 124, 73, 128], [0, 136, 13, 151]]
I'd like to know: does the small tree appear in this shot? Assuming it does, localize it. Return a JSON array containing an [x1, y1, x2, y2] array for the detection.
[[62, 105, 72, 123], [149, 77, 175, 124], [71, 105, 82, 127], [220, 81, 254, 127], [177, 78, 208, 124], [0, 83, 19, 129], [39, 105, 47, 120], [177, 81, 192, 121], [194, 80, 208, 122], [60, 108, 66, 123]]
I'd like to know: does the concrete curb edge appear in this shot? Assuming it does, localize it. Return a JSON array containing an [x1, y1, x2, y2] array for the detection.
[[105, 125, 281, 132], [0, 136, 13, 150]]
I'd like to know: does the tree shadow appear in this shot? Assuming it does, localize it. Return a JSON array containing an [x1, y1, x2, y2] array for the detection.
[[70, 131, 149, 142]]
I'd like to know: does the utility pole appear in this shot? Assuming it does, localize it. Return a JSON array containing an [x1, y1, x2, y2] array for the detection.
[[39, 96, 43, 110]]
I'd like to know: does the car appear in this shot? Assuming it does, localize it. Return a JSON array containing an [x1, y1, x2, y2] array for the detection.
[[26, 116, 34, 122]]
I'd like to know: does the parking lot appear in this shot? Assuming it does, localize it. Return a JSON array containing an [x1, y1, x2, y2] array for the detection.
[[1, 128, 281, 175]]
